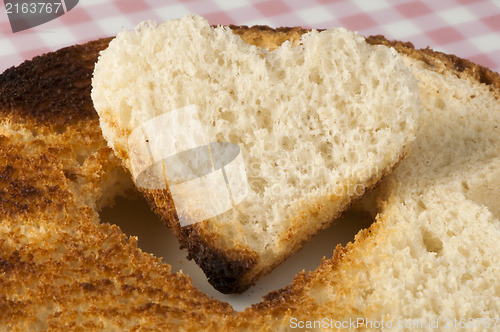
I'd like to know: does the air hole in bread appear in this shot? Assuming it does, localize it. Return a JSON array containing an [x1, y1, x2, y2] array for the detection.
[[308, 71, 322, 84], [421, 228, 443, 255], [76, 153, 86, 166], [220, 111, 235, 122], [461, 272, 473, 283], [463, 167, 500, 221], [446, 230, 456, 237], [276, 70, 286, 80], [434, 97, 446, 109], [458, 246, 470, 259], [316, 141, 332, 156], [248, 176, 267, 194]]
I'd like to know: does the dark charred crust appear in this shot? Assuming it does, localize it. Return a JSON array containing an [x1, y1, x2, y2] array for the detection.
[[0, 37, 112, 126], [140, 189, 258, 294], [228, 24, 308, 34], [181, 224, 257, 294]]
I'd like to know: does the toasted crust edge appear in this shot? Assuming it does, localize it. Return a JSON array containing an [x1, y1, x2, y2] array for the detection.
[[140, 189, 259, 294]]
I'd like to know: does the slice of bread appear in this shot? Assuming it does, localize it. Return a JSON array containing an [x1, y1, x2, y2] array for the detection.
[[91, 15, 420, 293], [234, 36, 500, 330], [0, 39, 234, 330]]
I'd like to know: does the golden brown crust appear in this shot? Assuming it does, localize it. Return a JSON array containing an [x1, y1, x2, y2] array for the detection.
[[229, 25, 308, 50]]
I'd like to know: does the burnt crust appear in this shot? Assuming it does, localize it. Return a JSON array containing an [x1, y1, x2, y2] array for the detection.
[[0, 37, 112, 126], [141, 189, 258, 294], [182, 225, 257, 294]]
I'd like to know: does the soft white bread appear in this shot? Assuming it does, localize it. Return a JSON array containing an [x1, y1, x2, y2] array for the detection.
[[91, 15, 420, 293], [234, 36, 500, 330]]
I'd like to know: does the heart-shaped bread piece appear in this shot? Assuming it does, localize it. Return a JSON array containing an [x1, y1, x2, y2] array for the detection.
[[91, 15, 420, 293]]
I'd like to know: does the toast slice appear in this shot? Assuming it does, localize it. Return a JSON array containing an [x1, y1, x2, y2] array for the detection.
[[91, 15, 421, 293], [234, 37, 500, 330], [0, 39, 233, 330]]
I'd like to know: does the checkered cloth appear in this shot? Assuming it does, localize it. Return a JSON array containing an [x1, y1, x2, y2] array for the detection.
[[1, 0, 499, 75]]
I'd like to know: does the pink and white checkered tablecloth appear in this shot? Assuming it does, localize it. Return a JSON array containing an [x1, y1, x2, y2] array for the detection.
[[1, 0, 499, 75]]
